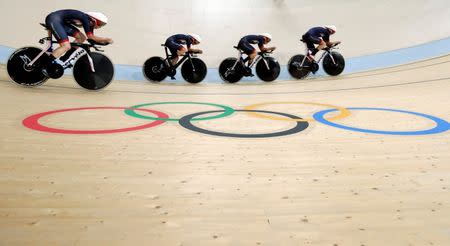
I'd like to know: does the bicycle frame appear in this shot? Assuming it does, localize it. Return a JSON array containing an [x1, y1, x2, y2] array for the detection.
[[162, 45, 198, 72], [298, 43, 339, 67], [27, 25, 96, 72], [229, 47, 271, 71]]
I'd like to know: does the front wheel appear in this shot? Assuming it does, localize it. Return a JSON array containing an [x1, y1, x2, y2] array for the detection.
[[218, 57, 244, 83], [323, 51, 345, 76], [287, 54, 311, 79], [73, 52, 114, 90], [181, 58, 207, 83], [143, 56, 167, 82], [255, 57, 280, 82], [7, 47, 50, 86]]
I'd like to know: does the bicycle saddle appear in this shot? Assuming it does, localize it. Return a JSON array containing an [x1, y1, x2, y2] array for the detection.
[[233, 46, 242, 50]]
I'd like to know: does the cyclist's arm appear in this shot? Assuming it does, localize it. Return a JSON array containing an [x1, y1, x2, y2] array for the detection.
[[80, 14, 113, 44], [323, 35, 340, 47], [187, 47, 203, 54], [187, 43, 202, 53], [258, 44, 275, 52], [86, 33, 113, 44], [326, 40, 341, 47]]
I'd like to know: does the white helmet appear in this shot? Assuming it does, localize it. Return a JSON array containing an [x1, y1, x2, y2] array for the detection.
[[87, 12, 108, 25], [188, 33, 202, 43], [325, 25, 337, 33], [259, 33, 273, 40]]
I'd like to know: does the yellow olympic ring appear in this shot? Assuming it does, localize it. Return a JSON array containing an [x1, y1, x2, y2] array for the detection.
[[243, 102, 351, 122]]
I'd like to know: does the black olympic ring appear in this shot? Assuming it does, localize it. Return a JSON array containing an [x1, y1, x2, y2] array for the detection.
[[178, 109, 309, 138]]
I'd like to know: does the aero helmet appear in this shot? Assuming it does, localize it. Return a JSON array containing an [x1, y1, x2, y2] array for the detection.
[[260, 33, 273, 40], [188, 33, 202, 43], [87, 12, 108, 26], [324, 25, 337, 33]]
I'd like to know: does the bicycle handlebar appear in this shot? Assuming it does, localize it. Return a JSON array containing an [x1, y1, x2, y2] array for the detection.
[[187, 50, 202, 54], [323, 42, 341, 52], [87, 39, 110, 46], [234, 46, 274, 55], [328, 42, 340, 48], [258, 50, 274, 55], [69, 39, 110, 52]]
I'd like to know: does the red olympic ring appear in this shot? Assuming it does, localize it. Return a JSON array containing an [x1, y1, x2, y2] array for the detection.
[[22, 107, 168, 134]]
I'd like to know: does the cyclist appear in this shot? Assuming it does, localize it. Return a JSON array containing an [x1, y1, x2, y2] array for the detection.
[[44, 9, 113, 62], [302, 25, 340, 61], [165, 33, 203, 66], [237, 33, 276, 75]]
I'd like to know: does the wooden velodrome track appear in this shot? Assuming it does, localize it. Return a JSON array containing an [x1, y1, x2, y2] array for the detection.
[[0, 54, 449, 246]]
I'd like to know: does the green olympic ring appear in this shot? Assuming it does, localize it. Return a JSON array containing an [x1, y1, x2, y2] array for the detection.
[[124, 102, 235, 121]]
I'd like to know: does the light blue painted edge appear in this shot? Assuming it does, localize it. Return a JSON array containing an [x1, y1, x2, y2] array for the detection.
[[1, 36, 450, 83]]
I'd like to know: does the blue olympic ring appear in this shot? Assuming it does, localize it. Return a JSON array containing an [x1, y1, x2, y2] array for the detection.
[[313, 107, 450, 135]]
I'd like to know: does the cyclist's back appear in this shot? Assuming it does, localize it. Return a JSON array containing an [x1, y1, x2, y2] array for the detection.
[[304, 27, 330, 42], [45, 9, 93, 44]]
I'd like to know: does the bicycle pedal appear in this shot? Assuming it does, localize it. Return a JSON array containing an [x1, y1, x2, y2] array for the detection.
[[41, 68, 49, 77], [170, 76, 176, 80]]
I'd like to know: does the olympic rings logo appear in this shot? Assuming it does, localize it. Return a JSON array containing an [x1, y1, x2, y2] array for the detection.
[[22, 101, 450, 137]]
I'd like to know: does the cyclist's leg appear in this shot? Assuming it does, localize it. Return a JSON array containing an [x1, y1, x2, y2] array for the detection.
[[167, 42, 183, 66], [247, 49, 257, 67], [316, 38, 327, 53], [237, 41, 255, 76], [70, 28, 86, 44], [59, 27, 85, 61], [303, 35, 319, 60], [238, 41, 256, 66], [176, 46, 187, 57], [45, 15, 72, 59]]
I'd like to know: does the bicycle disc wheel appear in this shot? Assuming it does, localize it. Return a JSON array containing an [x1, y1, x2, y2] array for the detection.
[[73, 52, 114, 90], [323, 51, 345, 76], [7, 47, 50, 86], [181, 57, 207, 83], [218, 57, 244, 83], [287, 54, 311, 79], [143, 56, 167, 82], [255, 57, 280, 82]]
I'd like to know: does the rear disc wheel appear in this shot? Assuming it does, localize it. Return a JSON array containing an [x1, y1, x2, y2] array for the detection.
[[287, 54, 311, 79], [7, 47, 50, 86], [143, 57, 167, 82], [218, 57, 244, 83]]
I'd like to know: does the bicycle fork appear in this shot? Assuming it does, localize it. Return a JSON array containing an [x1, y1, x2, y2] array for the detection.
[[188, 55, 195, 73]]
